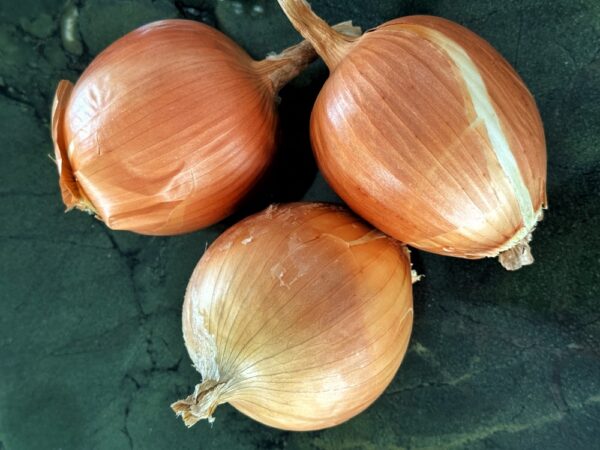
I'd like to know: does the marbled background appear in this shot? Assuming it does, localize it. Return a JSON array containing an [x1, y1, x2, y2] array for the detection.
[[0, 0, 599, 449]]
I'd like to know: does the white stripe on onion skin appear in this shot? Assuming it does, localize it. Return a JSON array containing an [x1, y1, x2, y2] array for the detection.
[[402, 24, 545, 270], [412, 25, 543, 270], [277, 0, 547, 270], [417, 27, 535, 231]]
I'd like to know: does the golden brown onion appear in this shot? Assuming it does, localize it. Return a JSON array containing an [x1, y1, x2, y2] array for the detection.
[[172, 203, 414, 431], [277, 1, 547, 270], [51, 19, 359, 235]]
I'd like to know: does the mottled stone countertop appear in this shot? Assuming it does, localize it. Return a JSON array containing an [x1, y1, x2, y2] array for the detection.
[[1, 0, 598, 449]]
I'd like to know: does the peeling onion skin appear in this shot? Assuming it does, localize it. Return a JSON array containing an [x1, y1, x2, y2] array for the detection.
[[277, 1, 547, 270], [51, 19, 360, 235], [172, 203, 414, 431]]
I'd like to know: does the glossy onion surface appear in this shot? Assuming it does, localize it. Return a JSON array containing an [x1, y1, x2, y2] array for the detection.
[[173, 203, 414, 430], [52, 20, 278, 235], [311, 15, 546, 261]]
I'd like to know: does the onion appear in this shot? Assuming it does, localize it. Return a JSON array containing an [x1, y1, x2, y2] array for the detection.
[[171, 203, 414, 431], [51, 19, 359, 235], [277, 1, 548, 270]]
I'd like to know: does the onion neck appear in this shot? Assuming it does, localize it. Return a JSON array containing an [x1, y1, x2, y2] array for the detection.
[[276, 0, 360, 70], [255, 20, 361, 93], [254, 39, 316, 94], [171, 379, 229, 427]]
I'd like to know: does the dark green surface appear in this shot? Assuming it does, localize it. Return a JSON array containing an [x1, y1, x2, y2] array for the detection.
[[1, 0, 599, 448]]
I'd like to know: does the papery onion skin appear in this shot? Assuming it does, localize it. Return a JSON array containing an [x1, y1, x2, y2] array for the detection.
[[278, 1, 547, 270], [51, 19, 359, 235], [172, 203, 413, 431]]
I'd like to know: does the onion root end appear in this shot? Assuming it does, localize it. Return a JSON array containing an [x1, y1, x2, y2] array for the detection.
[[498, 233, 534, 271], [171, 379, 226, 427]]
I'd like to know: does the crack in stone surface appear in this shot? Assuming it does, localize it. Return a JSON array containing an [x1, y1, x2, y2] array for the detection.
[[410, 394, 600, 450]]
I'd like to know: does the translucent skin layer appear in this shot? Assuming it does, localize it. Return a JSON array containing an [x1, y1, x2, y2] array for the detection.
[[311, 16, 546, 258]]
